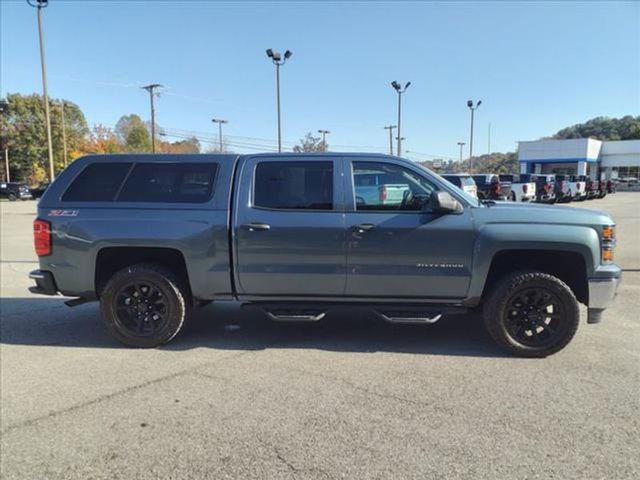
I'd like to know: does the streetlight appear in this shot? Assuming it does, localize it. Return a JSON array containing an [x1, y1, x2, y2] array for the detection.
[[383, 125, 397, 155], [467, 99, 482, 172], [0, 98, 9, 181], [212, 118, 229, 152], [27, 0, 55, 182], [317, 129, 330, 151], [391, 81, 410, 158], [59, 101, 68, 168], [266, 48, 292, 152], [457, 141, 466, 163], [141, 83, 163, 153], [395, 136, 406, 156]]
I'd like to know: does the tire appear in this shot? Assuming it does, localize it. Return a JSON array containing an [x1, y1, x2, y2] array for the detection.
[[483, 271, 579, 357], [8, 193, 17, 201], [510, 192, 516, 202], [100, 263, 188, 348]]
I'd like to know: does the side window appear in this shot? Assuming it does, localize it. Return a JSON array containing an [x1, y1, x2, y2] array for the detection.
[[62, 163, 131, 202], [254, 161, 333, 210], [352, 161, 437, 212], [117, 163, 218, 203]]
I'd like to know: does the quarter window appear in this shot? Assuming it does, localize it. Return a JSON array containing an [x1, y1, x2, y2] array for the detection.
[[254, 161, 333, 210], [62, 163, 132, 202], [117, 163, 218, 203], [352, 162, 437, 211]]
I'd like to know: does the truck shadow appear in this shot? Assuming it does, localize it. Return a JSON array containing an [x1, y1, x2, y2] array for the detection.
[[0, 297, 509, 358]]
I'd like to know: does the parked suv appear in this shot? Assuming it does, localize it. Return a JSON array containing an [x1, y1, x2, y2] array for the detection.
[[535, 174, 557, 203], [472, 174, 511, 201], [0, 182, 32, 201], [441, 173, 477, 197], [29, 153, 621, 357]]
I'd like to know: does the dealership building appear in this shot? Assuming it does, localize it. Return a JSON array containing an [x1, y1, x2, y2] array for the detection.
[[517, 138, 640, 180]]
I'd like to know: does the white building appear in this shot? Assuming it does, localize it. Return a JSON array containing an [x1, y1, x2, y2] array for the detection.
[[518, 138, 640, 180]]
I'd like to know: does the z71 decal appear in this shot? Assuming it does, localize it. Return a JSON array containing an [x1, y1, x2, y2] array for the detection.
[[48, 209, 79, 217]]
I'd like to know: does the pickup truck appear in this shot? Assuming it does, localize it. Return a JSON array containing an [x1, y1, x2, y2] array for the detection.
[[535, 174, 557, 204], [30, 153, 621, 357], [499, 174, 536, 202], [472, 174, 512, 201], [568, 175, 588, 201], [441, 173, 478, 198]]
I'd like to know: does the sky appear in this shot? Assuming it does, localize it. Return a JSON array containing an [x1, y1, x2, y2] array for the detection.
[[1, 0, 639, 160]]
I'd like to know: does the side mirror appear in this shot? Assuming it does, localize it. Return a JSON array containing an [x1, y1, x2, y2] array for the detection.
[[430, 190, 463, 214]]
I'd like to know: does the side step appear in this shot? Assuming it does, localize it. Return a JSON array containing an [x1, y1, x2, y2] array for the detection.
[[375, 310, 442, 325], [263, 308, 326, 322]]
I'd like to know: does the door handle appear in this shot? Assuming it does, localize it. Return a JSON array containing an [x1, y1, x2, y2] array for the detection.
[[242, 222, 271, 231], [353, 223, 376, 232]]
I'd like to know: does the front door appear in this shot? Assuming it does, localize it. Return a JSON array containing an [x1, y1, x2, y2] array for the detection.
[[345, 159, 475, 299], [234, 156, 347, 296]]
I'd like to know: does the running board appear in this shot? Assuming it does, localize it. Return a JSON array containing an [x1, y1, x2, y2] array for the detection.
[[264, 308, 326, 322], [375, 310, 443, 325]]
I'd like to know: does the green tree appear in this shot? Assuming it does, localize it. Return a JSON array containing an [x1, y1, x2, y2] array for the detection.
[[553, 116, 640, 141], [115, 114, 151, 152], [1, 93, 89, 182]]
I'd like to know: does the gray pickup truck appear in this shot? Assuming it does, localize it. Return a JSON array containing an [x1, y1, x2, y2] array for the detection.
[[30, 153, 621, 356]]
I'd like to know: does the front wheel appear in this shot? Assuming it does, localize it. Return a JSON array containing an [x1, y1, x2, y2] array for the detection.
[[483, 271, 579, 357], [100, 264, 188, 348]]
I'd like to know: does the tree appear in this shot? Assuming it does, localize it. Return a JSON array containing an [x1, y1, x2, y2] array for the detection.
[[292, 132, 326, 153], [1, 93, 89, 182], [553, 116, 640, 141], [159, 136, 201, 153], [115, 114, 151, 152]]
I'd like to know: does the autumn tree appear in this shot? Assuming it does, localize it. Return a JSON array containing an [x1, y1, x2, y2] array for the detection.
[[115, 114, 151, 152], [293, 132, 326, 153]]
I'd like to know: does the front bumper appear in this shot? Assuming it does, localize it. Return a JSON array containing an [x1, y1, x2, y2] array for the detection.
[[29, 270, 59, 296], [587, 277, 621, 323]]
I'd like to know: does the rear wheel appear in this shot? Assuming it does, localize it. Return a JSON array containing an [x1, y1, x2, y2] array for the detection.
[[510, 191, 516, 202], [100, 264, 188, 348], [483, 271, 579, 357], [8, 193, 17, 201]]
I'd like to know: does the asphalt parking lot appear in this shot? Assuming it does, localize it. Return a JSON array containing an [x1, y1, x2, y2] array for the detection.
[[1, 194, 638, 480]]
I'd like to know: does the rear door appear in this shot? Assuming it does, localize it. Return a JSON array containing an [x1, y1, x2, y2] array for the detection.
[[344, 158, 475, 299], [234, 155, 347, 296]]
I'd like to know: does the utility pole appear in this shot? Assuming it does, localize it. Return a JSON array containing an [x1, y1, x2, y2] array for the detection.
[[317, 129, 330, 151], [0, 98, 8, 182], [266, 49, 292, 152], [467, 99, 482, 172], [60, 101, 68, 167], [488, 122, 491, 154], [384, 125, 397, 155], [457, 141, 466, 163], [28, 0, 55, 181], [141, 83, 163, 153], [212, 118, 228, 152], [391, 81, 411, 158]]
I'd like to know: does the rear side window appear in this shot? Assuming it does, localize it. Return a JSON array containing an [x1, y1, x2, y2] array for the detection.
[[254, 161, 333, 210], [443, 176, 462, 187], [118, 163, 218, 203], [62, 163, 132, 202]]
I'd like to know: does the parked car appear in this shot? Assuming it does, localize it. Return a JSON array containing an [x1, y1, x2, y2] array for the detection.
[[499, 174, 536, 202], [29, 153, 621, 357], [554, 175, 573, 203], [354, 170, 409, 208], [568, 175, 587, 201], [30, 183, 50, 199], [534, 174, 557, 203], [441, 173, 478, 198], [0, 182, 32, 201], [472, 174, 511, 201]]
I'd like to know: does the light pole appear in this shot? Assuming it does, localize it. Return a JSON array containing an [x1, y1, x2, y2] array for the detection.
[[27, 0, 55, 182], [266, 48, 292, 152], [141, 83, 163, 153], [391, 81, 410, 158], [317, 129, 330, 151], [0, 98, 9, 182], [467, 99, 482, 172], [60, 101, 68, 168], [383, 125, 397, 155], [395, 136, 406, 156], [457, 141, 466, 163], [212, 118, 228, 152]]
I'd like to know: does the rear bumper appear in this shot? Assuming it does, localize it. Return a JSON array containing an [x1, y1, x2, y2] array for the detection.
[[29, 270, 59, 296]]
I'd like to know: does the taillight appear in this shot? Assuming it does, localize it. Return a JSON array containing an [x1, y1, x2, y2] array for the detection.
[[34, 219, 51, 256], [523, 184, 528, 194], [378, 185, 387, 202], [493, 183, 500, 195], [544, 184, 550, 193]]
